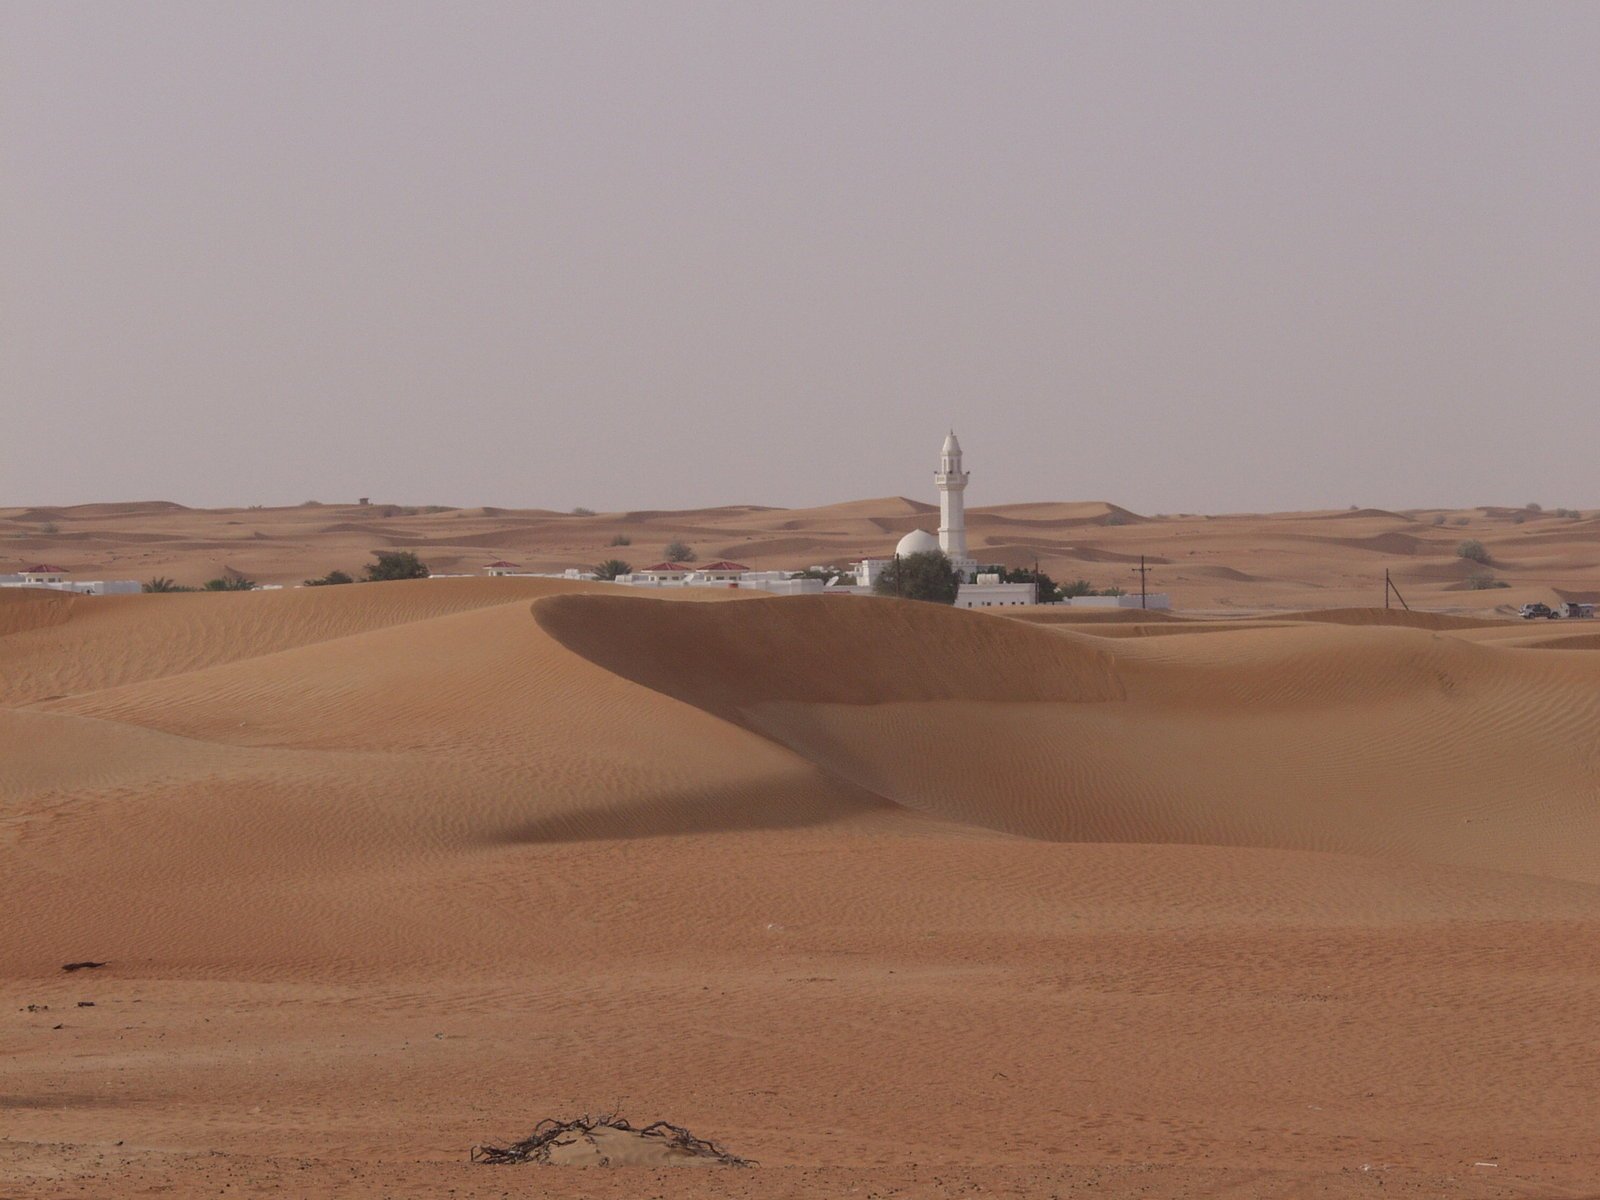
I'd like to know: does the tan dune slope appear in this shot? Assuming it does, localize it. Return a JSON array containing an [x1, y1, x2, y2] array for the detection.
[[1, 581, 883, 971], [1275, 606, 1509, 631], [532, 591, 1125, 715], [536, 594, 1600, 880], [1006, 606, 1187, 624], [0, 575, 606, 705], [0, 589, 75, 637], [6, 580, 1600, 979]]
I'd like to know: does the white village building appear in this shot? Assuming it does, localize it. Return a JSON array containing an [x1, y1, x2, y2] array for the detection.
[[852, 432, 1038, 609], [0, 564, 141, 595]]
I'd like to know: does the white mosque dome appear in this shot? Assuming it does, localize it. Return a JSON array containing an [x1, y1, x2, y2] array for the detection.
[[895, 528, 942, 558]]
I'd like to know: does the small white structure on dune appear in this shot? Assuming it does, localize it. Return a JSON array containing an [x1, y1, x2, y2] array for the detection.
[[0, 563, 140, 595], [635, 561, 695, 583], [1068, 592, 1171, 611], [853, 432, 1037, 609], [1067, 592, 1171, 610], [20, 564, 66, 585], [697, 560, 751, 582], [621, 560, 824, 595]]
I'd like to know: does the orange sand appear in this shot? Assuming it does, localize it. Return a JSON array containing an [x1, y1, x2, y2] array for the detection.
[[4, 567, 1600, 1197]]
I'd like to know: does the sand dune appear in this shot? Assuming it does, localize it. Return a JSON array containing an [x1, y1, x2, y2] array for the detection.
[[0, 576, 602, 705], [0, 589, 76, 636], [5, 579, 1600, 1196], [1274, 606, 1509, 630], [535, 594, 1600, 878]]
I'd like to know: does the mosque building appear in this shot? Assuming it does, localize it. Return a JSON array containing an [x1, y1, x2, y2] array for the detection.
[[853, 432, 1037, 609], [491, 430, 1041, 607]]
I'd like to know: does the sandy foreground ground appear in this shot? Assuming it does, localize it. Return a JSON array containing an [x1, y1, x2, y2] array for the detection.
[[4, 566, 1600, 1197]]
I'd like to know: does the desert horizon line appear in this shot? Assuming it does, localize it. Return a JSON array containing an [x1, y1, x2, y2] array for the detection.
[[5, 495, 1594, 520]]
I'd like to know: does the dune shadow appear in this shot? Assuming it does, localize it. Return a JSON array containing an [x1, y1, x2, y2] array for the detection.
[[491, 778, 897, 845]]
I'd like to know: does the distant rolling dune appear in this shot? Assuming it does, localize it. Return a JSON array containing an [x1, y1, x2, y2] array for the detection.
[[7, 495, 1599, 613]]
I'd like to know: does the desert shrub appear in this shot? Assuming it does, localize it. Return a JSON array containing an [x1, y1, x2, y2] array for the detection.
[[663, 540, 696, 562], [592, 558, 631, 580], [1467, 571, 1509, 590], [142, 577, 187, 593], [40, 521, 60, 535], [1431, 514, 1447, 525], [1452, 517, 1470, 526], [203, 574, 255, 591], [304, 569, 354, 586], [421, 505, 452, 514], [986, 566, 1060, 603], [609, 534, 632, 547], [1512, 513, 1527, 524], [1103, 512, 1131, 526], [1553, 507, 1582, 519], [873, 550, 962, 604], [571, 506, 596, 516], [363, 550, 429, 581], [1456, 539, 1489, 564], [1056, 579, 1128, 599], [1525, 502, 1542, 512]]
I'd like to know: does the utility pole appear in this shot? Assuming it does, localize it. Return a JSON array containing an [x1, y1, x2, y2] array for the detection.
[[1133, 555, 1152, 610], [1384, 569, 1410, 611]]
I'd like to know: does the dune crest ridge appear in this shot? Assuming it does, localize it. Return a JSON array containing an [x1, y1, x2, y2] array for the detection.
[[535, 592, 1600, 877]]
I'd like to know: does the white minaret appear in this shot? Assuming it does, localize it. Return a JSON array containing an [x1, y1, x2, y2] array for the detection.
[[936, 429, 970, 565]]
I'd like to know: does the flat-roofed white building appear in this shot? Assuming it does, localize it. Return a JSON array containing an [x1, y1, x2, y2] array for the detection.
[[696, 560, 750, 582], [956, 573, 1036, 609], [635, 561, 694, 582], [1067, 593, 1171, 610], [22, 564, 66, 585], [1, 564, 140, 595]]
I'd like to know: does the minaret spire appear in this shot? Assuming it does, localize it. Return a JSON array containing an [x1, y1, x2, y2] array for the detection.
[[936, 429, 970, 566]]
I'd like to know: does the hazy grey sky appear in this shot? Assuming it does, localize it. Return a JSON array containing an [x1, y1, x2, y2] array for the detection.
[[4, 2, 1597, 513]]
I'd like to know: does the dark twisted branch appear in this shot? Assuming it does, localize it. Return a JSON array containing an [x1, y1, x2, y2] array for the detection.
[[471, 1112, 752, 1166]]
